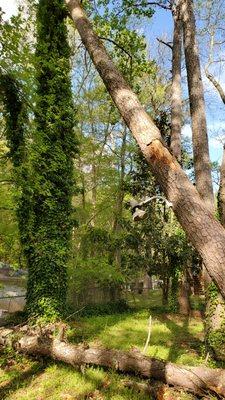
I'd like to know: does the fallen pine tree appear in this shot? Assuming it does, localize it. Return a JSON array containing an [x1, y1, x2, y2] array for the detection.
[[0, 325, 225, 398]]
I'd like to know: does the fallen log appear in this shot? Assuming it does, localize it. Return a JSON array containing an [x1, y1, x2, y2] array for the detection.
[[0, 327, 225, 397]]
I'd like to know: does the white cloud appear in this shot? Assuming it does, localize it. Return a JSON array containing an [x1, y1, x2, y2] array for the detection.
[[0, 0, 18, 20]]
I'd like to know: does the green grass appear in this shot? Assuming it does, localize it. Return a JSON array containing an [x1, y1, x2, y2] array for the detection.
[[0, 290, 214, 400], [69, 308, 204, 366]]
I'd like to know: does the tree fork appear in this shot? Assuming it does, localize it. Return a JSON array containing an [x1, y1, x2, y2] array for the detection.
[[65, 0, 225, 299]]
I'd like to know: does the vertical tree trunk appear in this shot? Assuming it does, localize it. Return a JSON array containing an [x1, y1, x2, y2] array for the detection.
[[170, 6, 190, 314], [181, 0, 225, 359], [180, 0, 214, 213], [26, 0, 78, 318], [218, 144, 225, 226], [178, 270, 191, 315], [205, 145, 225, 361], [65, 0, 225, 301], [162, 275, 169, 306], [91, 160, 97, 225], [113, 127, 128, 269], [171, 1, 182, 162]]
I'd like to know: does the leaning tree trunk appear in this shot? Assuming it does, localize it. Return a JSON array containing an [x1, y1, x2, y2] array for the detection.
[[64, 0, 225, 300], [1, 326, 225, 397]]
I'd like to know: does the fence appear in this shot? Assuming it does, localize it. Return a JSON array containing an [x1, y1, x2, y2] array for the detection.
[[0, 295, 26, 315]]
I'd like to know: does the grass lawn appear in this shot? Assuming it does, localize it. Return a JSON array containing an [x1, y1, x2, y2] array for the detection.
[[0, 290, 218, 400]]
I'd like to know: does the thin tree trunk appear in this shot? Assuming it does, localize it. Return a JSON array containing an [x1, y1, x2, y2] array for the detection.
[[170, 7, 190, 314], [180, 0, 214, 213], [178, 270, 191, 315], [1, 327, 225, 397], [64, 0, 225, 300], [171, 1, 182, 162], [113, 127, 128, 268], [78, 157, 86, 209], [162, 275, 169, 306]]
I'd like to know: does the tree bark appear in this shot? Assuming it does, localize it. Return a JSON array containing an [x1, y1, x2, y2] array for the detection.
[[64, 0, 225, 300], [205, 144, 225, 362], [171, 1, 182, 162], [1, 327, 225, 397], [162, 275, 169, 306], [178, 270, 191, 315], [180, 0, 214, 213], [218, 144, 225, 226], [112, 127, 128, 269], [170, 7, 190, 314], [180, 0, 225, 358]]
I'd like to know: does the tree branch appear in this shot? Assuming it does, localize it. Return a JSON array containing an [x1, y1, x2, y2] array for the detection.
[[205, 69, 225, 104], [146, 1, 171, 10], [157, 37, 173, 50], [99, 36, 133, 62]]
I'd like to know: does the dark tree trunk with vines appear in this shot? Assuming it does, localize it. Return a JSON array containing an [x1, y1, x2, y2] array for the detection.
[[25, 0, 78, 319]]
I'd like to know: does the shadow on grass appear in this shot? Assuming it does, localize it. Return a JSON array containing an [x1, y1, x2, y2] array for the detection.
[[68, 311, 134, 344], [0, 358, 48, 400], [156, 314, 203, 363]]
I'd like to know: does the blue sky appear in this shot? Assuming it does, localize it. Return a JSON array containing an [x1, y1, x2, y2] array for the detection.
[[143, 5, 224, 165]]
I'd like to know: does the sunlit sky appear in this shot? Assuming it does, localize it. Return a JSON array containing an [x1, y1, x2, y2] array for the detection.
[[0, 0, 223, 164]]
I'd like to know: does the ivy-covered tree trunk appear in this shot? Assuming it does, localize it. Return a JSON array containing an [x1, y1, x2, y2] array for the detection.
[[0, 73, 32, 270], [25, 0, 78, 319]]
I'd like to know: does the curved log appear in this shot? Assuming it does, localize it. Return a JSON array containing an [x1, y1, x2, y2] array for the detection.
[[0, 327, 225, 397]]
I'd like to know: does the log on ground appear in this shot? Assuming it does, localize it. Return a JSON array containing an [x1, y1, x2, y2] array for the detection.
[[0, 326, 225, 398]]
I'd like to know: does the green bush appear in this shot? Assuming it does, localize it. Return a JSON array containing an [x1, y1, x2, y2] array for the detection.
[[75, 299, 130, 317]]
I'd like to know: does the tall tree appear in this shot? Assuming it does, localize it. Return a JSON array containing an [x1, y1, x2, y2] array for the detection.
[[180, 0, 214, 213], [65, 0, 225, 300], [170, 1, 182, 162], [180, 0, 225, 359], [25, 0, 78, 319]]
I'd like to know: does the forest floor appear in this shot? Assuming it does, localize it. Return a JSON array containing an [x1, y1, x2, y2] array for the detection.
[[0, 290, 221, 400]]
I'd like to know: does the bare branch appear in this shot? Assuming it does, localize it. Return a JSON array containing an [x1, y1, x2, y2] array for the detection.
[[146, 1, 171, 10], [205, 69, 225, 104], [99, 36, 133, 62], [157, 37, 173, 50]]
